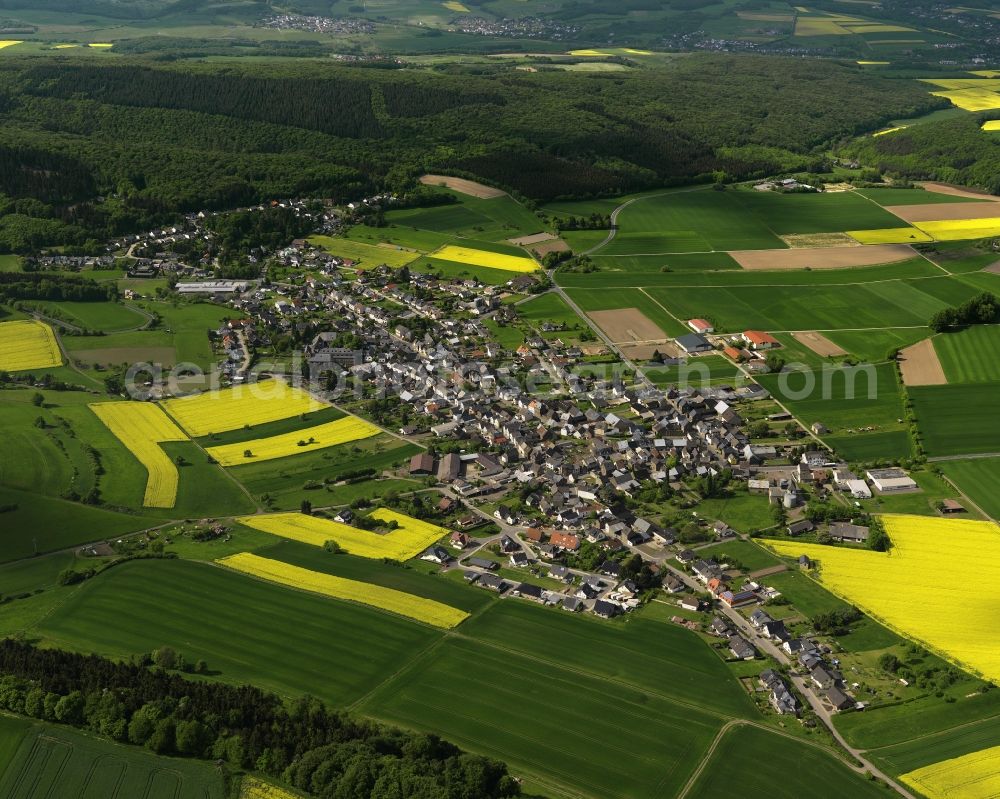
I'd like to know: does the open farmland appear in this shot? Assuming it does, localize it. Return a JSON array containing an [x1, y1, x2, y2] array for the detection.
[[939, 458, 1000, 520], [917, 217, 1000, 241], [217, 552, 469, 628], [430, 244, 537, 273], [757, 363, 909, 460], [0, 320, 62, 371], [419, 174, 505, 198], [89, 401, 188, 507], [933, 326, 1000, 384], [206, 415, 381, 466], [309, 235, 420, 269], [227, 436, 420, 510], [900, 745, 1000, 799], [686, 725, 887, 799], [910, 382, 1000, 456], [0, 720, 225, 799], [730, 243, 915, 270], [765, 515, 1000, 683], [36, 558, 439, 706], [162, 380, 327, 437], [359, 636, 721, 799], [237, 509, 447, 561], [897, 338, 946, 386], [847, 227, 933, 244]]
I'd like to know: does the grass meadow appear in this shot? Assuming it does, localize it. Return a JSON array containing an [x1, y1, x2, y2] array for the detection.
[[564, 288, 688, 336]]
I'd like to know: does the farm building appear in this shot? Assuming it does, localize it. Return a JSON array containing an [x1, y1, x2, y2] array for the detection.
[[688, 318, 714, 334], [675, 333, 712, 354], [409, 453, 435, 475], [723, 346, 749, 362], [829, 523, 869, 543], [742, 330, 780, 350], [845, 479, 873, 499], [867, 468, 918, 493]]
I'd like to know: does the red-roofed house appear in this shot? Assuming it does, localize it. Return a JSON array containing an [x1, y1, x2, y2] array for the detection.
[[550, 532, 581, 551], [723, 346, 749, 362], [742, 330, 780, 350], [688, 318, 714, 334]]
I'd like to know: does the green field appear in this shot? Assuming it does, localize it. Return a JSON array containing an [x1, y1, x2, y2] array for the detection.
[[693, 491, 776, 533], [686, 725, 887, 799], [645, 354, 742, 386], [933, 326, 1000, 383], [196, 405, 345, 446], [910, 382, 1000, 456], [253, 539, 493, 614], [824, 327, 931, 363], [597, 190, 785, 254], [309, 235, 420, 269], [757, 363, 911, 461], [938, 458, 1000, 519], [856, 188, 985, 205], [592, 188, 906, 257], [0, 718, 225, 799], [36, 558, 438, 705], [30, 300, 147, 332], [556, 257, 942, 289], [644, 275, 985, 333], [696, 540, 783, 572], [517, 292, 588, 336], [384, 193, 545, 242], [227, 435, 421, 510], [359, 635, 721, 799], [865, 712, 1000, 776], [588, 252, 742, 272]]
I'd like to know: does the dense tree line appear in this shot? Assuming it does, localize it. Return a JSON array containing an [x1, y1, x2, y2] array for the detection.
[[206, 206, 317, 262], [0, 54, 941, 252], [0, 639, 518, 799], [930, 292, 1000, 332], [0, 272, 117, 302]]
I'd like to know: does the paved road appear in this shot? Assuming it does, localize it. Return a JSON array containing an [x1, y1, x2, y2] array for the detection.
[[642, 545, 916, 798]]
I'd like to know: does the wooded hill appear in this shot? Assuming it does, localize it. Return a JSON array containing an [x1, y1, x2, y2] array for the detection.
[[0, 54, 941, 252]]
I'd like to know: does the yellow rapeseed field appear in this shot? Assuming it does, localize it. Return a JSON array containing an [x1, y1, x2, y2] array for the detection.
[[0, 41, 23, 49], [237, 508, 447, 561], [441, 0, 469, 11], [89, 402, 188, 507], [432, 245, 538, 273], [847, 227, 933, 244], [983, 121, 1000, 131], [873, 125, 908, 137], [766, 515, 1000, 682], [915, 217, 1000, 241], [0, 320, 63, 371], [901, 744, 1000, 799], [857, 61, 890, 65], [240, 776, 300, 799], [931, 87, 1000, 112], [206, 415, 380, 466], [88, 42, 113, 48], [161, 380, 328, 437], [217, 552, 469, 628]]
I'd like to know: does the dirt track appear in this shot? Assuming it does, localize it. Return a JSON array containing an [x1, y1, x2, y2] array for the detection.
[[589, 308, 668, 344], [917, 182, 1000, 202], [732, 244, 915, 270], [419, 174, 506, 199], [898, 338, 947, 386], [886, 203, 1000, 223], [792, 332, 848, 357]]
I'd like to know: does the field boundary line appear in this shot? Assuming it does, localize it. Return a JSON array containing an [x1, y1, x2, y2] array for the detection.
[[156, 402, 261, 513], [346, 635, 450, 713]]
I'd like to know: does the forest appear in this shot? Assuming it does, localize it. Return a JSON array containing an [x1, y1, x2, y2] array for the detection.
[[846, 115, 1000, 194], [0, 54, 942, 252], [0, 639, 519, 799]]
